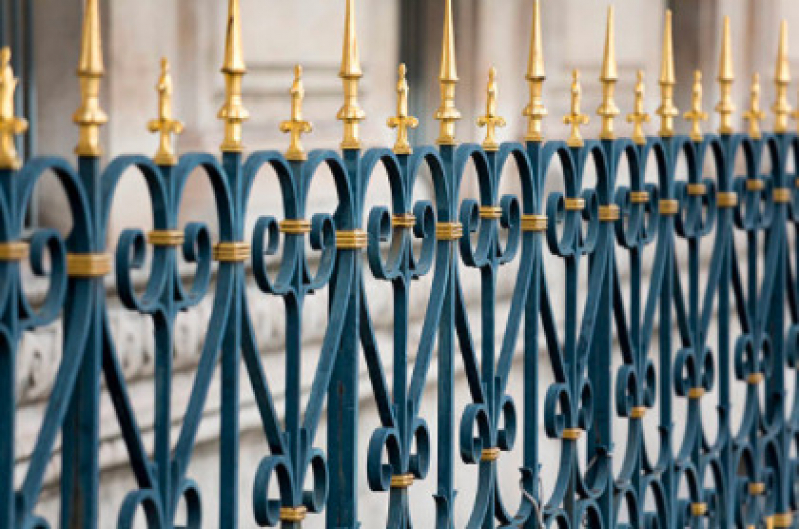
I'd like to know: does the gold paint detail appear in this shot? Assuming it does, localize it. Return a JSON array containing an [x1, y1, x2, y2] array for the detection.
[[148, 58, 184, 166], [218, 0, 249, 152], [213, 242, 250, 262], [481, 447, 501, 462], [0, 241, 29, 261], [716, 17, 735, 134], [0, 48, 27, 169], [748, 482, 766, 496], [280, 65, 313, 161], [746, 179, 765, 192], [565, 197, 585, 212], [387, 64, 418, 155], [436, 222, 463, 241], [73, 0, 107, 157], [435, 0, 460, 145], [773, 513, 794, 527], [657, 10, 679, 137], [630, 191, 650, 204], [659, 199, 679, 216], [147, 230, 185, 247], [684, 71, 708, 142], [774, 21, 792, 133], [338, 0, 366, 150], [524, 0, 547, 142], [479, 206, 503, 220], [390, 473, 414, 489], [392, 213, 416, 229], [774, 188, 792, 203], [67, 253, 111, 278], [744, 74, 766, 139], [688, 387, 705, 400], [630, 406, 647, 419], [597, 6, 619, 140], [564, 70, 589, 148], [747, 372, 765, 385], [691, 503, 708, 517], [599, 204, 620, 222], [521, 214, 548, 232], [279, 506, 308, 523], [627, 71, 651, 146], [687, 183, 706, 196], [562, 428, 583, 441], [279, 219, 312, 235], [717, 192, 738, 208], [478, 67, 506, 151], [336, 230, 368, 250]]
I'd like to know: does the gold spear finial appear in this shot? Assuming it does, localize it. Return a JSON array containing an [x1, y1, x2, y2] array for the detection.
[[0, 47, 27, 170], [477, 67, 506, 151], [337, 0, 366, 150], [626, 70, 650, 145], [598, 6, 619, 140], [280, 65, 313, 161], [684, 71, 708, 142], [564, 70, 589, 148], [523, 0, 547, 142], [657, 10, 679, 137], [218, 0, 249, 152], [147, 58, 184, 166], [773, 20, 792, 133], [387, 64, 418, 155], [73, 0, 107, 157], [716, 16, 735, 134], [435, 0, 461, 145], [744, 74, 766, 139]]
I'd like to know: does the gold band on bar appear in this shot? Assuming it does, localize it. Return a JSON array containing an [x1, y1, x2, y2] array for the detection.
[[630, 191, 649, 204], [748, 482, 766, 496], [479, 206, 502, 220], [521, 214, 548, 232], [630, 406, 647, 419], [436, 222, 463, 241], [336, 230, 368, 250], [481, 447, 501, 462], [688, 387, 705, 400], [565, 198, 585, 211], [213, 242, 251, 262], [390, 473, 414, 489], [147, 230, 185, 247], [687, 183, 706, 196], [562, 428, 583, 441], [67, 253, 112, 278], [0, 241, 29, 261], [773, 513, 794, 528], [279, 506, 308, 523], [279, 219, 312, 235], [746, 179, 765, 192], [717, 192, 738, 208], [795, 177, 799, 189], [774, 188, 792, 203], [659, 199, 679, 216], [747, 372, 764, 385], [691, 503, 708, 517], [599, 204, 620, 222], [392, 213, 416, 229]]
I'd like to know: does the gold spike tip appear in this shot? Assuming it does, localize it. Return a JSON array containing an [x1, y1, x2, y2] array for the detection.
[[597, 5, 619, 140], [563, 69, 589, 148], [73, 0, 107, 157], [147, 58, 184, 166], [477, 67, 507, 151], [626, 70, 651, 145], [435, 0, 461, 146], [744, 73, 766, 139], [773, 20, 793, 133], [716, 16, 735, 134], [684, 70, 708, 142], [524, 0, 547, 142], [280, 65, 313, 161], [657, 10, 679, 137], [218, 0, 249, 152], [337, 0, 366, 150], [0, 47, 28, 170], [387, 63, 418, 155]]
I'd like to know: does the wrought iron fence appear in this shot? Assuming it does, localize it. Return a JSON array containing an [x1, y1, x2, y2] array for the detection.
[[1, 0, 799, 527]]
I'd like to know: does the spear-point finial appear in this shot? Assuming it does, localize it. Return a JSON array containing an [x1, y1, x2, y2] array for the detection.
[[626, 70, 650, 145], [0, 47, 27, 170], [337, 0, 366, 150], [744, 73, 766, 139], [564, 70, 589, 148], [598, 6, 619, 140], [218, 0, 249, 152], [280, 65, 313, 161], [716, 16, 735, 134], [387, 64, 418, 155], [523, 0, 547, 142], [147, 58, 184, 166], [73, 0, 107, 157], [684, 70, 708, 142], [773, 20, 792, 133], [435, 0, 461, 145], [656, 10, 679, 137], [477, 67, 506, 151]]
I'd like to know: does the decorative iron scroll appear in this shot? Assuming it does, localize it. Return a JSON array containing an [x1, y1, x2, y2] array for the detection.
[[1, 0, 799, 527]]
